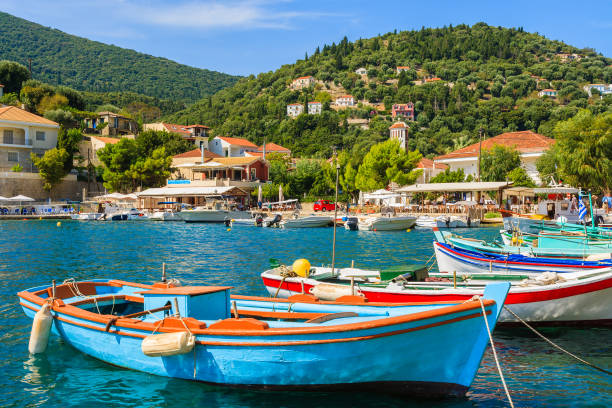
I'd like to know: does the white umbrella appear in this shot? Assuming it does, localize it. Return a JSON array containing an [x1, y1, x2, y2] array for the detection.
[[278, 184, 284, 202], [9, 195, 34, 201], [258, 184, 263, 203], [0, 195, 8, 201]]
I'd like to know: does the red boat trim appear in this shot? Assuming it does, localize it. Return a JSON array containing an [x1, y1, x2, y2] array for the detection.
[[262, 272, 612, 305]]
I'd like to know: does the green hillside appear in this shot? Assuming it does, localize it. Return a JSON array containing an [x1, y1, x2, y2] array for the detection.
[[0, 11, 239, 102], [165, 23, 612, 158]]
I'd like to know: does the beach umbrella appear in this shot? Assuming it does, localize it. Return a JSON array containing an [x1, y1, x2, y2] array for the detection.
[[9, 195, 34, 201], [0, 195, 7, 201], [258, 184, 263, 203], [278, 184, 284, 202]]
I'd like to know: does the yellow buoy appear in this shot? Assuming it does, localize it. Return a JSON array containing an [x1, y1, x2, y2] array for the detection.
[[406, 229, 411, 232], [227, 228, 231, 232], [56, 222, 61, 227], [292, 258, 311, 278]]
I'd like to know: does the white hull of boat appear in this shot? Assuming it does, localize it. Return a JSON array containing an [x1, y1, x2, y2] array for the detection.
[[280, 216, 332, 228], [261, 270, 612, 324], [149, 211, 182, 221], [71, 213, 103, 221], [358, 216, 416, 231]]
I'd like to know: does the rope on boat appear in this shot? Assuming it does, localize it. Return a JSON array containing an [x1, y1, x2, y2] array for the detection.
[[504, 306, 612, 376], [424, 253, 436, 271], [478, 297, 515, 408], [63, 278, 103, 315], [273, 265, 297, 298]]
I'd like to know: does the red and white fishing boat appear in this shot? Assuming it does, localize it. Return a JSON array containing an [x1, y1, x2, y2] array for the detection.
[[261, 264, 612, 325]]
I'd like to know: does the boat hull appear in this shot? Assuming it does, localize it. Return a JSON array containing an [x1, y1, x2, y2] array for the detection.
[[18, 280, 508, 397], [70, 213, 103, 221], [358, 216, 416, 231], [261, 271, 612, 325], [280, 216, 332, 228]]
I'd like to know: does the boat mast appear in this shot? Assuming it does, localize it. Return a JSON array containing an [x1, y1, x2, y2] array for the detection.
[[331, 148, 340, 275]]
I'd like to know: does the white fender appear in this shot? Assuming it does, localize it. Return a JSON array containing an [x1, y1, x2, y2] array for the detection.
[[310, 283, 356, 301], [141, 331, 195, 357], [28, 303, 53, 354]]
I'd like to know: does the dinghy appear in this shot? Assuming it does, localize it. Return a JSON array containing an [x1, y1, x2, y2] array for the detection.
[[18, 279, 509, 397]]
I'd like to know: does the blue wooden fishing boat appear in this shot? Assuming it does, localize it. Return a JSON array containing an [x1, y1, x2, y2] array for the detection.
[[18, 279, 510, 397]]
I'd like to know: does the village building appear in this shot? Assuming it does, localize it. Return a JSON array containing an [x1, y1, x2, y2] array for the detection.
[[389, 121, 408, 150], [0, 106, 59, 171], [583, 84, 612, 97], [396, 66, 411, 74], [538, 89, 557, 98], [414, 158, 448, 184], [425, 77, 442, 83], [433, 130, 554, 184], [208, 136, 259, 157], [84, 111, 138, 136], [335, 95, 355, 107], [355, 67, 368, 75], [307, 101, 322, 115], [143, 122, 210, 149], [245, 142, 292, 158], [391, 103, 415, 120], [290, 76, 315, 90], [287, 103, 304, 118]]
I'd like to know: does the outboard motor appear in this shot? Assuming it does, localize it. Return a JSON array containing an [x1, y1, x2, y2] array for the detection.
[[224, 217, 231, 227], [266, 213, 282, 228], [467, 216, 472, 228], [255, 215, 264, 227], [345, 217, 358, 231]]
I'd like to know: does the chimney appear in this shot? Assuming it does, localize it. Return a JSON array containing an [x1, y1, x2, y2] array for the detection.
[[200, 143, 205, 163]]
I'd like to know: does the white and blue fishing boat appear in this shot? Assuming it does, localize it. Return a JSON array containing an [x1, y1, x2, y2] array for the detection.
[[19, 279, 509, 397]]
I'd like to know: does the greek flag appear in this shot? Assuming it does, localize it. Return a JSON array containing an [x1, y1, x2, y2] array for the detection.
[[578, 198, 587, 220]]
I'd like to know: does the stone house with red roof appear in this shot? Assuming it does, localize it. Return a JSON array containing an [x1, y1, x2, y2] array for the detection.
[[290, 76, 315, 90], [209, 136, 259, 157], [433, 130, 554, 184], [143, 122, 210, 149], [414, 158, 448, 184]]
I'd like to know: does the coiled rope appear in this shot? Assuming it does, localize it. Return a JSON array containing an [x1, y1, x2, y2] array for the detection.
[[478, 297, 515, 408], [504, 306, 612, 376]]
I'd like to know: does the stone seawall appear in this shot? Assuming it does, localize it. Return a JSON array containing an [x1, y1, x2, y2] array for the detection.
[[0, 172, 81, 200]]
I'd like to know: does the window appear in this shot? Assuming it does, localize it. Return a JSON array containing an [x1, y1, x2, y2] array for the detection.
[[7, 152, 18, 162], [36, 131, 45, 141], [3, 130, 13, 144]]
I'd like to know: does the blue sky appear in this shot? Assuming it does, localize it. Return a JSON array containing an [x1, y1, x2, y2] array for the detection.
[[3, 0, 612, 76]]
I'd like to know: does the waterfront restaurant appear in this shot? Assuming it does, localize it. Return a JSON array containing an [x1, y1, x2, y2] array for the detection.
[[136, 185, 250, 210]]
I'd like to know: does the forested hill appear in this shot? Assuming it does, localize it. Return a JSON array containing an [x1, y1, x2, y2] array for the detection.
[[0, 12, 239, 102], [165, 23, 612, 158]]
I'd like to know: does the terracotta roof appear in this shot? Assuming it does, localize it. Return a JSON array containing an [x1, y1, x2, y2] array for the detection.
[[389, 122, 407, 129], [308, 101, 322, 104], [295, 76, 314, 80], [245, 151, 264, 157], [337, 95, 354, 99], [216, 136, 258, 148], [258, 142, 290, 153], [173, 148, 221, 159], [161, 123, 190, 136], [417, 157, 448, 170], [425, 77, 442, 82], [91, 136, 121, 145], [184, 124, 209, 129], [434, 131, 554, 161], [287, 103, 303, 106], [540, 89, 556, 92], [0, 106, 59, 126], [396, 66, 410, 69]]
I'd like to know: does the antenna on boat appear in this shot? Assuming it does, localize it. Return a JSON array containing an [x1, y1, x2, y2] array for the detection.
[[331, 147, 340, 276]]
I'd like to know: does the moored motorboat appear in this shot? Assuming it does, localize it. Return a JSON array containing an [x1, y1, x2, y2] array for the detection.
[[149, 210, 182, 221], [261, 264, 612, 325], [70, 212, 103, 221], [357, 215, 416, 231], [280, 214, 332, 228], [18, 279, 509, 397], [181, 201, 251, 223]]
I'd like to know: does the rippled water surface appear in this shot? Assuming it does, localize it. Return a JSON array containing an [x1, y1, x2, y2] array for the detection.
[[0, 220, 610, 407]]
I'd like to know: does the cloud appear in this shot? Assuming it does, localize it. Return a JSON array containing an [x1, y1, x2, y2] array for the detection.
[[115, 0, 339, 30]]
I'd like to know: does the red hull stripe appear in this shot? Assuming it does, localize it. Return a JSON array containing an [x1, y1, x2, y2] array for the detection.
[[262, 275, 612, 305]]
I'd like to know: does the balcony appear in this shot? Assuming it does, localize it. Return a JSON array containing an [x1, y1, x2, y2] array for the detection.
[[0, 138, 33, 148]]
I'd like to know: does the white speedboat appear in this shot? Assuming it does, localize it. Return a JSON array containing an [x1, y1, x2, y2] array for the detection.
[[449, 216, 480, 228], [70, 212, 103, 221], [358, 215, 416, 231], [149, 210, 182, 221], [280, 215, 332, 228], [415, 216, 437, 228], [181, 201, 251, 223]]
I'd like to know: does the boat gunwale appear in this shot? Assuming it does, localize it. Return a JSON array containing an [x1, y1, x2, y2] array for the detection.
[[17, 279, 495, 338]]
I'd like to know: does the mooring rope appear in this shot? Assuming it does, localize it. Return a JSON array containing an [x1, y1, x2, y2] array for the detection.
[[478, 297, 515, 408], [504, 306, 612, 376]]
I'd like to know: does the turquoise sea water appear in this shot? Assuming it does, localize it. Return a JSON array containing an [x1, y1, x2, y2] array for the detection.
[[0, 220, 610, 408]]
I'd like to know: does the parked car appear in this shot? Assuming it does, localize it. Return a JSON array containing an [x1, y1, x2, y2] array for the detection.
[[313, 200, 335, 212]]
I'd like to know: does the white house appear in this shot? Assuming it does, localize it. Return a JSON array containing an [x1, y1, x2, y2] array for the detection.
[[583, 84, 612, 97], [355, 67, 368, 75], [0, 106, 59, 171], [291, 76, 315, 90], [433, 130, 554, 184], [335, 95, 355, 107], [287, 103, 304, 117], [414, 158, 448, 183], [389, 121, 408, 150], [538, 89, 557, 98], [208, 136, 259, 157], [308, 102, 322, 115]]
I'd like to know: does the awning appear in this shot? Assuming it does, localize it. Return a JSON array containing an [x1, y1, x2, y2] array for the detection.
[[398, 181, 513, 193], [137, 186, 248, 197], [533, 187, 579, 194]]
